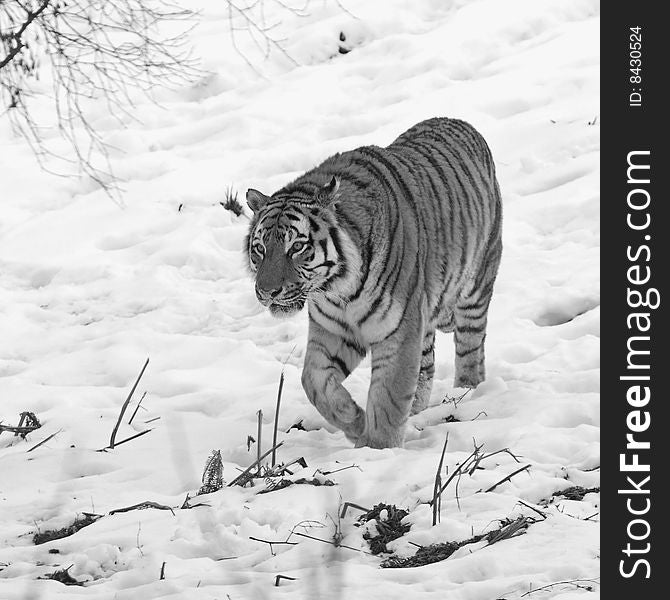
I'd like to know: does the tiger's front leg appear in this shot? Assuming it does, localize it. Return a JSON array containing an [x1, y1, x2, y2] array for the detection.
[[356, 303, 424, 449], [301, 316, 367, 443]]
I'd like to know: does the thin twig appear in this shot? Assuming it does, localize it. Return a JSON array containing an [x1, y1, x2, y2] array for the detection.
[[256, 409, 263, 473], [275, 574, 297, 586], [227, 442, 284, 487], [271, 348, 294, 467], [442, 388, 471, 409], [128, 391, 147, 425], [319, 464, 361, 476], [429, 441, 484, 507], [159, 562, 166, 580], [516, 500, 548, 520], [339, 502, 370, 519], [486, 516, 533, 545], [482, 464, 531, 493], [249, 536, 298, 546], [293, 532, 370, 554], [109, 501, 175, 516], [110, 357, 149, 449], [136, 522, 144, 557], [99, 428, 152, 451], [432, 432, 449, 526], [0, 0, 51, 70], [0, 424, 40, 436], [271, 371, 285, 467], [27, 429, 63, 453], [249, 536, 298, 556], [14, 412, 27, 437], [520, 578, 600, 597]]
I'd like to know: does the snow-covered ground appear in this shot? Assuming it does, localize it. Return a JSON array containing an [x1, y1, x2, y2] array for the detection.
[[0, 0, 599, 598]]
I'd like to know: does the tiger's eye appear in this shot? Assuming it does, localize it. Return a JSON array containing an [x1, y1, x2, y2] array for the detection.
[[291, 241, 305, 253]]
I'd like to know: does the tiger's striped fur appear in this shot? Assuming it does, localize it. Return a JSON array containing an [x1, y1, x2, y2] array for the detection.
[[245, 117, 502, 448]]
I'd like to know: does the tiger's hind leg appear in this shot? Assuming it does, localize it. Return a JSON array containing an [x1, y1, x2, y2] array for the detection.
[[410, 330, 435, 415], [301, 315, 367, 443], [453, 239, 501, 388]]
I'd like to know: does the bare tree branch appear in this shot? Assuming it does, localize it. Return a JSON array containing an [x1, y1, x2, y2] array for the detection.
[[0, 0, 50, 70], [1, 0, 201, 198]]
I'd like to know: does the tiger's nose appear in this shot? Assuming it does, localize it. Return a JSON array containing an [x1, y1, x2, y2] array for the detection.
[[256, 284, 282, 305]]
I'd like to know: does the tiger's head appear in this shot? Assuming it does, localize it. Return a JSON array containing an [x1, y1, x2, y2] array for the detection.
[[244, 177, 348, 318]]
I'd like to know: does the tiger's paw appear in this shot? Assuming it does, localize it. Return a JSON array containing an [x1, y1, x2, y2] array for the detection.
[[353, 427, 405, 449], [342, 412, 367, 446], [454, 371, 484, 389], [409, 395, 429, 415]]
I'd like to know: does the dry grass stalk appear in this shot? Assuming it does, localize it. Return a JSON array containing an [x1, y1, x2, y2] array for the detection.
[[271, 371, 285, 468], [99, 428, 152, 451], [520, 578, 600, 597], [15, 412, 29, 436], [0, 411, 41, 438], [281, 456, 308, 473], [483, 464, 532, 493], [293, 531, 370, 554], [180, 493, 210, 510], [516, 500, 548, 520], [33, 514, 102, 545], [27, 428, 63, 453], [199, 449, 224, 495], [551, 485, 600, 501], [382, 516, 535, 568], [0, 424, 39, 435], [221, 187, 245, 217], [249, 536, 298, 556], [429, 439, 484, 510], [340, 502, 370, 519], [271, 348, 294, 467], [256, 409, 263, 473], [18, 412, 40, 435], [318, 464, 362, 476], [258, 476, 334, 495], [442, 388, 471, 409], [286, 419, 305, 433], [227, 442, 284, 487], [429, 440, 523, 515], [109, 501, 175, 516], [128, 391, 148, 425], [432, 433, 449, 526], [40, 564, 81, 586], [109, 357, 149, 449], [275, 574, 297, 586]]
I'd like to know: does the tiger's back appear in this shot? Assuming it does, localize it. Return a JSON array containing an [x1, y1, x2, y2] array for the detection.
[[245, 117, 502, 448]]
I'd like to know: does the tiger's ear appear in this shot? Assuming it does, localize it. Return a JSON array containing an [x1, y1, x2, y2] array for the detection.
[[246, 188, 269, 213], [315, 176, 341, 207]]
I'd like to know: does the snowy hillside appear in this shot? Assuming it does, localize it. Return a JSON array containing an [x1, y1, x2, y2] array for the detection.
[[0, 0, 599, 598]]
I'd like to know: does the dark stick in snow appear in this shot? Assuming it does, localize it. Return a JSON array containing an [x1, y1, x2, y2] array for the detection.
[[483, 464, 532, 493], [271, 370, 285, 468], [27, 429, 63, 453], [227, 442, 284, 487], [109, 357, 149, 449], [128, 391, 148, 425], [257, 409, 263, 473]]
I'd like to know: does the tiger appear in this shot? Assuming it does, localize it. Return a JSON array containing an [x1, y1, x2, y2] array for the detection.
[[244, 117, 502, 449]]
